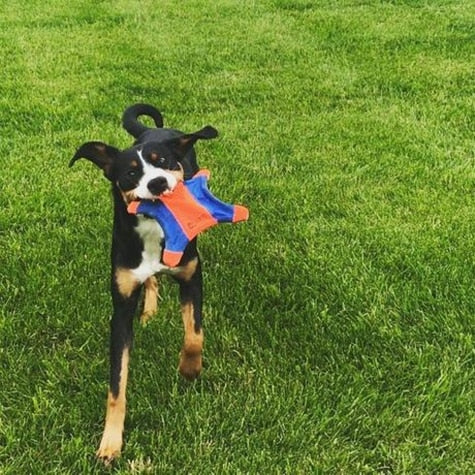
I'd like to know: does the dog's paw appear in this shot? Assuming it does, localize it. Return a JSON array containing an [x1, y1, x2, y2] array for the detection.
[[140, 309, 155, 326], [179, 351, 202, 381], [96, 431, 122, 465]]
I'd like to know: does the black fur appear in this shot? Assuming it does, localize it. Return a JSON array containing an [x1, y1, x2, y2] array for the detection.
[[70, 104, 218, 462]]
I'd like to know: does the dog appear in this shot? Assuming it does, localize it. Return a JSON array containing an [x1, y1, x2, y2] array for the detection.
[[70, 104, 218, 462]]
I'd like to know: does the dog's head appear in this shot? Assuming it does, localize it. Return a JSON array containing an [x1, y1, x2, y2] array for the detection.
[[70, 126, 218, 204]]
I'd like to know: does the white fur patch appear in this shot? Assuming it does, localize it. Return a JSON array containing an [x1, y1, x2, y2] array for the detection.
[[132, 216, 183, 281], [134, 149, 178, 200]]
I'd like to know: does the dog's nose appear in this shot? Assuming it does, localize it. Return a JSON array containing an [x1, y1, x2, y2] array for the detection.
[[147, 176, 169, 196]]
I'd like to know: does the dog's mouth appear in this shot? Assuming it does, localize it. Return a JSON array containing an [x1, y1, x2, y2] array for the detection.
[[120, 188, 139, 205], [119, 182, 176, 206], [120, 188, 162, 205], [151, 169, 184, 196], [146, 176, 173, 197], [119, 167, 184, 206]]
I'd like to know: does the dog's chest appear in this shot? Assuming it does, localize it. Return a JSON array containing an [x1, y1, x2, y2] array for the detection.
[[132, 216, 169, 281]]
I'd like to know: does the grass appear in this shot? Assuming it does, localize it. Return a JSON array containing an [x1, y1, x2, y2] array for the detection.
[[0, 0, 474, 472]]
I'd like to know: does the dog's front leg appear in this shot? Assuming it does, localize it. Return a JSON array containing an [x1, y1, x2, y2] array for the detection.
[[175, 257, 204, 380], [97, 268, 140, 463]]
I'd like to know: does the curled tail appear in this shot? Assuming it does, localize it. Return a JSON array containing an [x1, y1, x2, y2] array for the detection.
[[122, 103, 164, 139]]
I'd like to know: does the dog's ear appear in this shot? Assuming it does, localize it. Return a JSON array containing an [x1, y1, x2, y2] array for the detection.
[[69, 142, 119, 178], [169, 126, 218, 158]]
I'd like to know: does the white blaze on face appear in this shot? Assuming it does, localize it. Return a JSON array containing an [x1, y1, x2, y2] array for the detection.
[[134, 149, 178, 199]]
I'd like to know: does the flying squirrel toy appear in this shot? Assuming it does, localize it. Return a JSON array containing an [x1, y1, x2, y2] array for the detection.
[[127, 169, 249, 267]]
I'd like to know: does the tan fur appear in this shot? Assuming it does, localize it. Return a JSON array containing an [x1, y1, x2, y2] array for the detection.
[[115, 267, 139, 298], [175, 257, 198, 282], [97, 347, 129, 462], [178, 302, 203, 380], [170, 167, 184, 183], [141, 275, 159, 324], [119, 188, 138, 205]]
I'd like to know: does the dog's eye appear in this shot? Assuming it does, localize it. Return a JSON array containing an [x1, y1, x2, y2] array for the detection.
[[159, 157, 166, 164], [127, 169, 138, 178]]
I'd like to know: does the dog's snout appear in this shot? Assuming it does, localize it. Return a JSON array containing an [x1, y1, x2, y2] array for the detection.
[[147, 176, 169, 196]]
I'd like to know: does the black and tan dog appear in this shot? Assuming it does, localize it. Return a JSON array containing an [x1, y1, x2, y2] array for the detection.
[[70, 104, 218, 462]]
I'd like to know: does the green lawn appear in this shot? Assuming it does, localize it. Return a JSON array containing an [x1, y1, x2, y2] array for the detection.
[[0, 0, 474, 473]]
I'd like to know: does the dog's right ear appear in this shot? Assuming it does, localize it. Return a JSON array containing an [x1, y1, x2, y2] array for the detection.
[[69, 142, 119, 178], [168, 126, 219, 159]]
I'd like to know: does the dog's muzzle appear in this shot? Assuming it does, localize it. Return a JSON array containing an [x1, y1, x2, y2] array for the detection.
[[147, 176, 170, 196]]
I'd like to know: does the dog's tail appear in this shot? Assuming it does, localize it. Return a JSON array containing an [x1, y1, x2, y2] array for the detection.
[[122, 103, 164, 139]]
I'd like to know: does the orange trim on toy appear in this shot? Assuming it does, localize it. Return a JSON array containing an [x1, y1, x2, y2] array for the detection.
[[162, 249, 183, 267], [194, 169, 210, 179], [159, 182, 218, 239], [232, 205, 249, 223], [127, 201, 140, 214]]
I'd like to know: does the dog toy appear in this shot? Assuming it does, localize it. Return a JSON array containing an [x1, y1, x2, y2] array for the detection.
[[127, 169, 249, 266]]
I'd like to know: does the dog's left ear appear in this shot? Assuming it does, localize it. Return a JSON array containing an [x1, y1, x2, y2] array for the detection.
[[169, 126, 218, 158], [69, 141, 119, 179]]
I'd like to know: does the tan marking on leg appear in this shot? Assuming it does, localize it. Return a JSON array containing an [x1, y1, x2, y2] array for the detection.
[[97, 347, 129, 463], [115, 267, 139, 298], [141, 275, 159, 325], [178, 302, 203, 380], [175, 257, 198, 282]]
